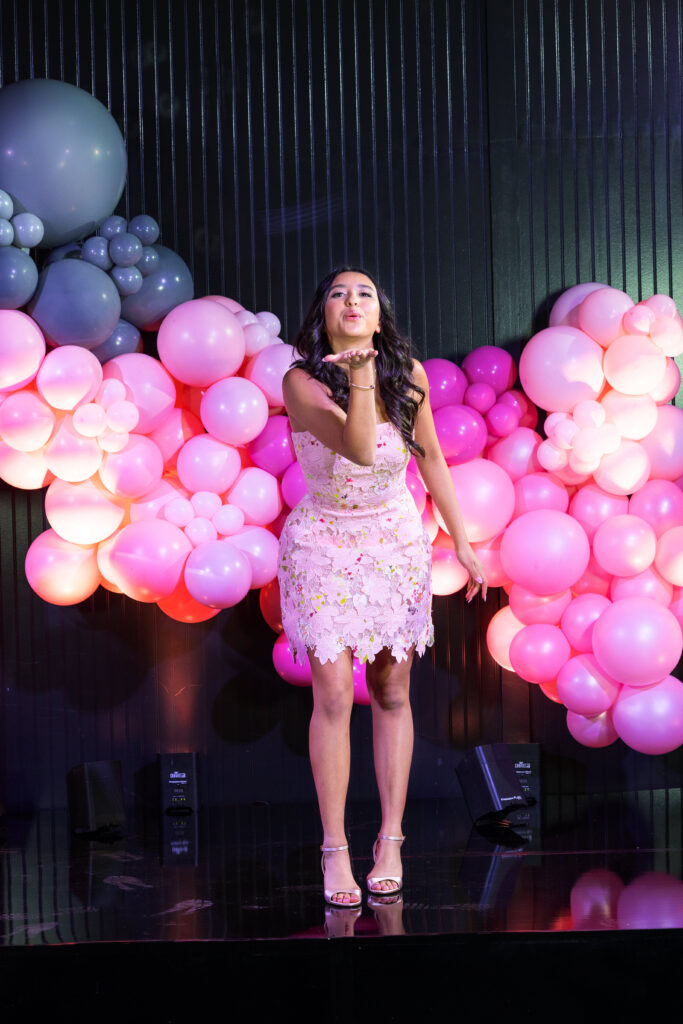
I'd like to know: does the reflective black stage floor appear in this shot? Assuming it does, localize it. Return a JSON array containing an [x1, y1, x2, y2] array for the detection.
[[3, 794, 683, 1019]]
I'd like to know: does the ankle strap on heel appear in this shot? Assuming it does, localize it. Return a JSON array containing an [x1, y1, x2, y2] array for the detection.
[[321, 843, 349, 853], [377, 834, 405, 843]]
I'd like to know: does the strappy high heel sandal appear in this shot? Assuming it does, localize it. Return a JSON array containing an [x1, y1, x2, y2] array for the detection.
[[320, 843, 362, 907], [366, 833, 405, 894]]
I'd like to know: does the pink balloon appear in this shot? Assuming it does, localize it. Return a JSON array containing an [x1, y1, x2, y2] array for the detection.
[[72, 402, 107, 437], [464, 382, 496, 414], [103, 353, 176, 433], [431, 546, 469, 596], [352, 658, 370, 705], [184, 517, 218, 547], [200, 376, 269, 446], [603, 334, 667, 395], [405, 471, 427, 514], [650, 318, 683, 357], [228, 467, 282, 526], [629, 479, 683, 537], [472, 532, 511, 588], [509, 623, 571, 683], [184, 539, 252, 608], [243, 343, 295, 407], [509, 585, 572, 625], [247, 415, 296, 477], [129, 477, 188, 522], [556, 654, 621, 715], [157, 298, 246, 387], [435, 459, 515, 543], [650, 356, 680, 402], [560, 593, 611, 651], [164, 496, 194, 527], [176, 434, 242, 494], [422, 357, 467, 411], [640, 404, 683, 480], [592, 597, 683, 686], [255, 310, 281, 335], [25, 528, 100, 605], [45, 416, 103, 483], [485, 402, 521, 437], [655, 525, 683, 586], [272, 632, 312, 685], [612, 676, 683, 754], [566, 709, 618, 748], [548, 283, 605, 327], [147, 406, 203, 468], [99, 434, 164, 498], [593, 439, 650, 496], [568, 484, 629, 541], [230, 525, 280, 587], [157, 576, 221, 623], [577, 286, 633, 346], [488, 428, 541, 482], [0, 391, 55, 452], [205, 295, 243, 314], [45, 476, 125, 545], [499, 388, 538, 429], [281, 461, 308, 508], [0, 310, 46, 391], [593, 514, 656, 578], [421, 500, 439, 543], [106, 400, 139, 433], [0, 442, 52, 489], [600, 389, 657, 441], [461, 346, 516, 394], [433, 405, 487, 464], [570, 553, 613, 597], [610, 566, 673, 607], [622, 301, 656, 335], [109, 520, 191, 601], [486, 605, 526, 671], [36, 345, 102, 410], [500, 510, 590, 595], [513, 472, 568, 516], [243, 321, 277, 357], [519, 326, 604, 413], [213, 503, 245, 536], [617, 872, 683, 930], [191, 491, 222, 518]]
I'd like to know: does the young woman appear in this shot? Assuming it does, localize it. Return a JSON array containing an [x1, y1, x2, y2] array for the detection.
[[278, 267, 487, 906]]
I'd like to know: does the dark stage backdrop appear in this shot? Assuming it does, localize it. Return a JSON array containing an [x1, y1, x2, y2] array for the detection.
[[1, 0, 682, 812]]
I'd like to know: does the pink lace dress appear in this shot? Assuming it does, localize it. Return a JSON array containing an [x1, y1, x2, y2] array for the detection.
[[278, 421, 434, 665]]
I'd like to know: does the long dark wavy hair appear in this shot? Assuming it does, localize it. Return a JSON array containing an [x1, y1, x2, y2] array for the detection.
[[291, 266, 425, 456]]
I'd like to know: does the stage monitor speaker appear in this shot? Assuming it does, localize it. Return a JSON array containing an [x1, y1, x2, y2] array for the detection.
[[158, 752, 198, 816], [67, 760, 125, 835], [456, 743, 528, 822]]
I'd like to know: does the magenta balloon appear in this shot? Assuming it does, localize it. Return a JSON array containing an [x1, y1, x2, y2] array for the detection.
[[519, 326, 604, 412], [108, 519, 191, 601], [500, 388, 538, 429], [592, 514, 656, 578], [352, 658, 370, 705], [592, 597, 683, 686], [247, 415, 295, 478], [281, 461, 308, 508], [560, 593, 611, 652], [509, 623, 571, 683], [230, 525, 279, 587], [157, 298, 246, 387], [610, 566, 673, 607], [461, 346, 516, 395], [272, 632, 312, 685], [200, 376, 269, 446], [577, 286, 633, 347], [548, 283, 605, 328], [25, 528, 100, 605], [500, 510, 590, 595], [433, 404, 487, 464], [99, 434, 164, 498], [488, 427, 541, 482], [509, 584, 571, 625], [612, 676, 683, 754], [184, 539, 252, 608], [0, 310, 46, 392], [485, 402, 520, 438], [227, 467, 282, 526], [422, 357, 467, 411], [640, 404, 683, 481], [566, 709, 618, 748], [513, 472, 569, 516], [568, 484, 629, 541], [629, 479, 683, 537], [102, 353, 176, 433], [436, 459, 515, 543], [464, 382, 496, 414], [617, 872, 683, 929], [176, 434, 242, 494], [556, 653, 621, 716]]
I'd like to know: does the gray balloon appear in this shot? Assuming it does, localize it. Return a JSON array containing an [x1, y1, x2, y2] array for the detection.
[[0, 79, 127, 248], [121, 245, 193, 330], [27, 259, 121, 348], [0, 247, 38, 308]]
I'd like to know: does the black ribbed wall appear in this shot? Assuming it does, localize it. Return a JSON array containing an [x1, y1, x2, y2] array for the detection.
[[0, 0, 681, 811]]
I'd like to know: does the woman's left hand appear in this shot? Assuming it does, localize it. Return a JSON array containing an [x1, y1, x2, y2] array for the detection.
[[456, 546, 488, 603]]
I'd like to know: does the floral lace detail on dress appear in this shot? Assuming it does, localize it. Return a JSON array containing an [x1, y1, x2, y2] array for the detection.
[[278, 422, 434, 665]]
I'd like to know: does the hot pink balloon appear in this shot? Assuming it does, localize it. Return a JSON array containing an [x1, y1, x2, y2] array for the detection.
[[99, 434, 164, 498], [281, 461, 308, 508], [519, 326, 604, 413], [486, 605, 525, 671], [36, 345, 102, 410], [509, 623, 571, 684], [352, 658, 370, 705], [243, 343, 294, 407], [422, 358, 467, 411], [548, 283, 605, 328], [103, 353, 176, 433], [230, 525, 280, 587], [157, 298, 246, 387], [499, 388, 538, 430], [0, 391, 55, 452], [25, 528, 100, 605], [464, 382, 496, 414], [184, 539, 252, 608], [500, 510, 590, 595], [612, 676, 683, 755], [592, 597, 682, 686], [461, 346, 516, 395], [629, 479, 683, 537], [433, 405, 487, 464], [45, 476, 125, 545], [593, 439, 650, 496], [247, 415, 296, 478], [176, 434, 242, 494], [577, 286, 633, 347], [488, 428, 541, 482], [593, 514, 656, 578], [568, 484, 629, 541], [566, 709, 618, 748], [228, 467, 282, 526], [640, 404, 683, 481], [513, 472, 568, 516], [109, 519, 192, 601], [0, 310, 46, 391], [200, 376, 269, 446], [556, 654, 621, 716], [485, 402, 521, 437], [272, 632, 312, 685], [560, 593, 611, 652], [508, 585, 572, 625]]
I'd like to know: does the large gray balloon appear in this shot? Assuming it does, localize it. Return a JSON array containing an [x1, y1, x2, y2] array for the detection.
[[121, 245, 194, 331], [27, 259, 121, 348], [0, 79, 127, 248]]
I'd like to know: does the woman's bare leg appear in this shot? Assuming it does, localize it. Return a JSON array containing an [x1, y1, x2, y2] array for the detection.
[[365, 648, 414, 891], [308, 647, 359, 903]]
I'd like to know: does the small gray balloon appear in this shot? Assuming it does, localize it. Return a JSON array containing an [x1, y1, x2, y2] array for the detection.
[[121, 245, 193, 330], [0, 247, 38, 308]]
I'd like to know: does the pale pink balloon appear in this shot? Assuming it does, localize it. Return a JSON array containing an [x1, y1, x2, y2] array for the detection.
[[247, 415, 295, 478], [640, 404, 683, 481], [422, 358, 467, 411], [434, 405, 487, 463], [655, 526, 683, 586], [570, 553, 613, 597], [646, 294, 678, 318], [406, 471, 427, 513], [650, 318, 683, 357], [236, 309, 258, 326], [184, 539, 252, 608], [36, 345, 102, 410], [0, 442, 52, 489], [200, 376, 269, 446], [464, 382, 496, 414], [45, 477, 125, 545], [617, 872, 683, 930], [421, 500, 439, 543], [593, 514, 656, 578], [190, 491, 222, 518], [513, 472, 568, 516], [566, 709, 618, 748], [212, 503, 245, 536], [500, 510, 590, 595], [612, 676, 683, 755], [472, 532, 511, 587], [519, 326, 604, 413], [99, 435, 164, 498], [184, 517, 218, 547], [0, 391, 55, 451], [243, 343, 294, 407], [560, 593, 611, 652], [435, 459, 515, 543], [205, 295, 243, 314], [536, 439, 568, 472], [572, 399, 605, 429], [243, 321, 277, 358], [157, 298, 246, 387], [106, 400, 139, 433], [488, 427, 541, 482], [509, 623, 571, 683], [629, 479, 683, 536], [255, 310, 282, 335], [486, 605, 526, 671], [157, 576, 221, 623], [0, 310, 46, 391], [548, 283, 605, 327], [499, 388, 537, 429], [25, 528, 101, 605], [610, 566, 673, 606], [231, 525, 280, 587], [163, 496, 195, 527], [431, 546, 469, 596], [593, 439, 650, 496], [95, 532, 125, 593], [622, 301, 656, 335], [109, 519, 192, 601], [281, 461, 308, 508], [228, 467, 282, 526], [272, 632, 312, 684], [72, 403, 107, 437], [509, 585, 572, 625], [97, 379, 127, 408], [45, 416, 103, 482], [577, 286, 633, 347], [461, 346, 516, 395], [556, 653, 621, 715], [103, 353, 176, 433], [603, 334, 666, 395], [568, 484, 629, 540], [128, 477, 187, 522], [649, 356, 680, 402], [592, 597, 682, 686], [176, 434, 242, 494], [148, 406, 203, 467], [600, 389, 657, 440]]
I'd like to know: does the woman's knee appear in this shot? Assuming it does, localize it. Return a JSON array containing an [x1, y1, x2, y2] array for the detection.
[[366, 656, 411, 711]]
